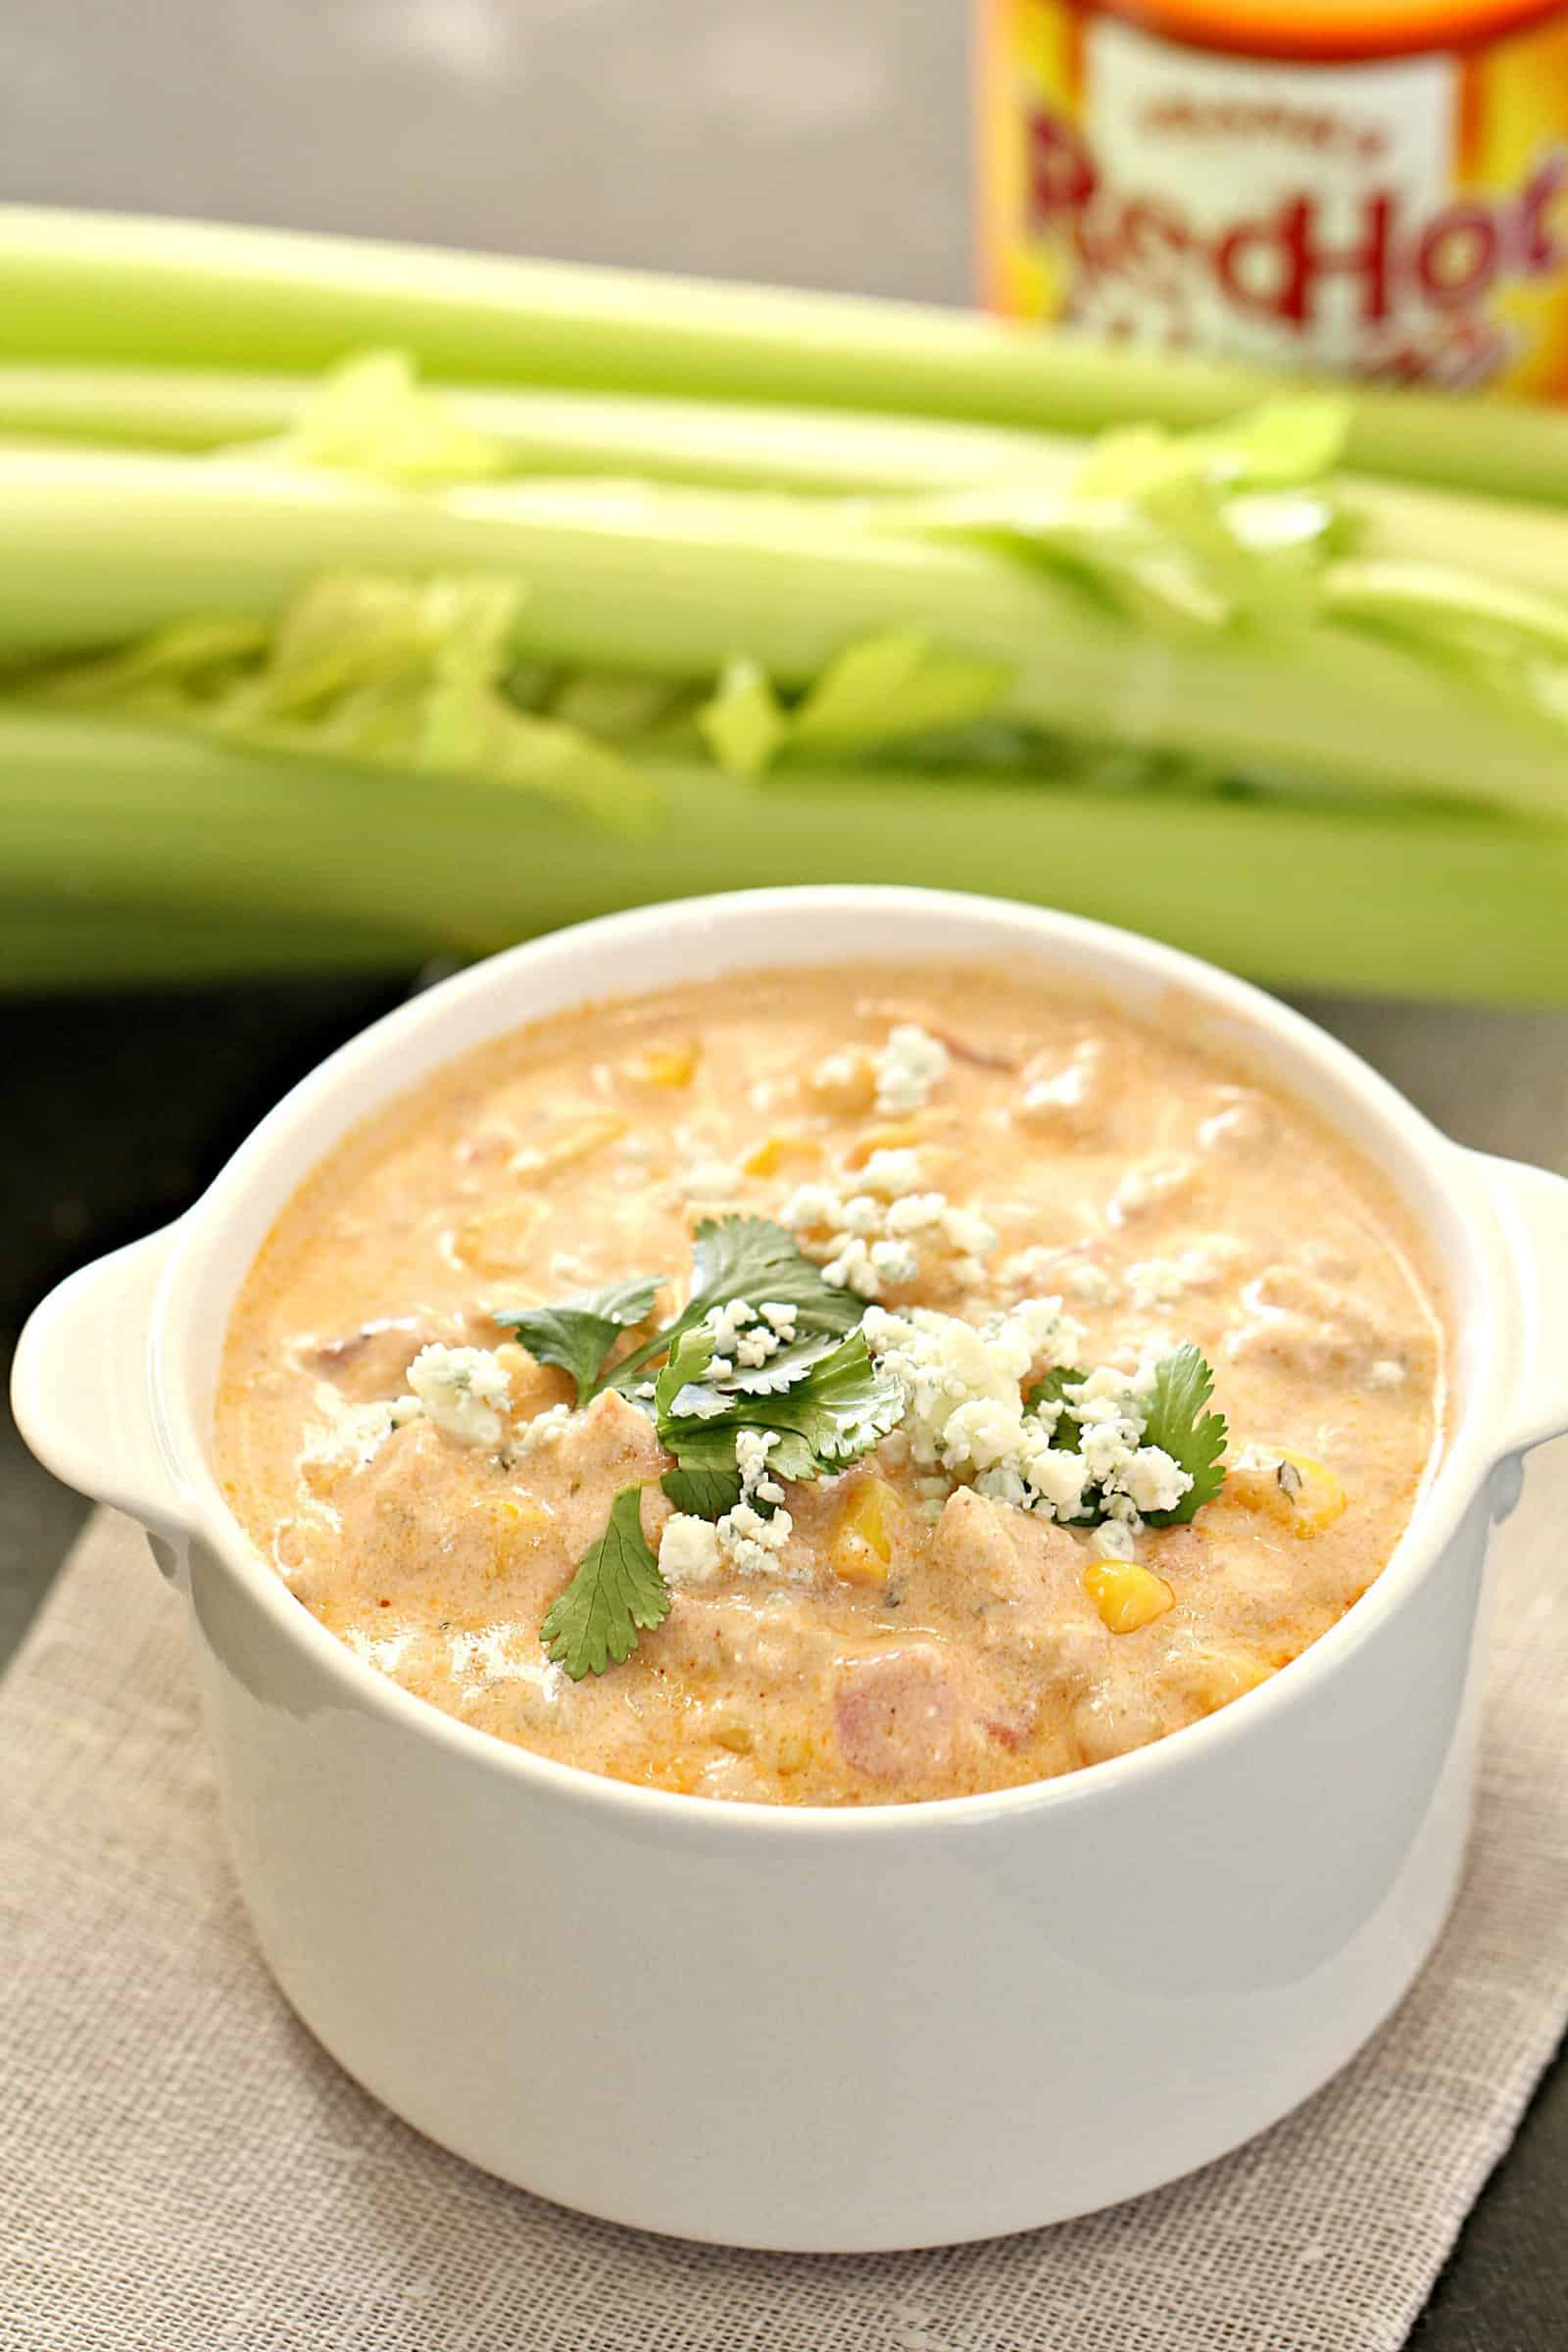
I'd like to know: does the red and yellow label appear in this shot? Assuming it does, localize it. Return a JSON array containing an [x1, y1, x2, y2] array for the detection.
[[977, 0, 1568, 396]]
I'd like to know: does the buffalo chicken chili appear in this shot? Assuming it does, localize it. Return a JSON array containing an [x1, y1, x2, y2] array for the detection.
[[218, 963, 1444, 1804]]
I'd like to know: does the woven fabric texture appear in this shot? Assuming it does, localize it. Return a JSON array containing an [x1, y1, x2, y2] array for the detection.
[[3, 1477, 1566, 2352]]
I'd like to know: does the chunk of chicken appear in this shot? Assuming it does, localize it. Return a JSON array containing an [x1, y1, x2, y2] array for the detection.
[[303, 1314, 449, 1403], [1227, 1264, 1394, 1383], [335, 1419, 514, 1600], [833, 1642, 959, 1786], [510, 1390, 672, 1560], [929, 1489, 1106, 1676], [334, 1390, 670, 1615]]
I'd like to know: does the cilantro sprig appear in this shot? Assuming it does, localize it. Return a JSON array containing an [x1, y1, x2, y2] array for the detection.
[[598, 1215, 862, 1398], [492, 1215, 860, 1409], [1137, 1343, 1228, 1525], [1024, 1343, 1227, 1526], [515, 1226, 1227, 1681], [540, 1485, 670, 1682], [494, 1274, 662, 1405], [656, 1322, 905, 1490], [514, 1217, 893, 1677]]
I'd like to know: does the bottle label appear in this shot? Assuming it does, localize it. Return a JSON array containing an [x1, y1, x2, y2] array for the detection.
[[978, 1, 1568, 394]]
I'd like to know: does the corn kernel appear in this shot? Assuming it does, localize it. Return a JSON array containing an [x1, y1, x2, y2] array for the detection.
[[712, 1719, 755, 1754], [807, 1052, 875, 1116], [492, 1342, 530, 1380], [628, 1041, 700, 1089], [775, 1732, 813, 1776], [509, 1114, 625, 1182], [1180, 1644, 1273, 1710], [844, 1118, 928, 1166], [742, 1130, 822, 1179], [830, 1477, 898, 1585], [451, 1200, 544, 1274], [1084, 1559, 1176, 1635], [1229, 1449, 1347, 1538]]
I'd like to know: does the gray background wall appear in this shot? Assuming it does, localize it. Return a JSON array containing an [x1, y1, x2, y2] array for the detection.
[[0, 1, 974, 302]]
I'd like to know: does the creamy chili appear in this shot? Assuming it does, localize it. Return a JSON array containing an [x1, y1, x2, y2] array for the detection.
[[216, 962, 1445, 1805]]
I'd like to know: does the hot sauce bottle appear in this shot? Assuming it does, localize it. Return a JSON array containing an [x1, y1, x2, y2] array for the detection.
[[977, 0, 1568, 392]]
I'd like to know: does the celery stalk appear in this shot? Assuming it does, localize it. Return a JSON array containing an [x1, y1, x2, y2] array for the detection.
[[4, 357, 1566, 614], [3, 206, 1567, 506], [0, 363, 1079, 496], [5, 368, 1568, 605], [2, 448, 1563, 819], [4, 708, 1567, 1003]]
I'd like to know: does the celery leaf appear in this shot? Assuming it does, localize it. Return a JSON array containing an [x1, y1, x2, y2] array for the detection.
[[696, 630, 1011, 778], [264, 350, 511, 488], [24, 571, 652, 829]]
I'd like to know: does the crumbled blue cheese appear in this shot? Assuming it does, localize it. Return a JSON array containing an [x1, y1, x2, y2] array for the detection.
[[811, 1050, 866, 1100], [1088, 1521, 1137, 1561], [659, 1513, 724, 1586], [406, 1344, 513, 1446], [1121, 1446, 1194, 1515], [735, 1427, 786, 1507], [713, 1499, 796, 1576], [780, 1150, 998, 1301], [701, 1298, 789, 1376], [872, 1023, 949, 1116], [863, 1297, 1088, 1518], [1107, 1157, 1194, 1226], [863, 1305, 1190, 1531], [1015, 1041, 1103, 1127], [1056, 1361, 1192, 1525], [1003, 1244, 1121, 1307], [514, 1401, 573, 1455], [680, 1158, 744, 1202], [304, 1388, 422, 1477], [707, 1298, 761, 1354], [858, 1148, 925, 1200], [1126, 1237, 1245, 1310], [662, 1425, 797, 1590]]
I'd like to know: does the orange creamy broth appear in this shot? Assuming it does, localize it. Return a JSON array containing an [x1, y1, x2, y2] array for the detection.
[[216, 961, 1445, 1805]]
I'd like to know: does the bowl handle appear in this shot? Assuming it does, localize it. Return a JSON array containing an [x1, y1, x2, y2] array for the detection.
[[11, 1224, 191, 1565], [1472, 1152, 1568, 1459]]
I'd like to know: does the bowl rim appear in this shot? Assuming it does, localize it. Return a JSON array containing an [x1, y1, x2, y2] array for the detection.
[[155, 884, 1511, 1841]]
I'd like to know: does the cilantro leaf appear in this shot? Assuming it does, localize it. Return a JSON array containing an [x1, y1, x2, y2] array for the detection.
[[653, 1320, 846, 1421], [688, 1217, 863, 1332], [1023, 1364, 1086, 1450], [668, 1420, 818, 1487], [540, 1485, 670, 1680], [659, 1329, 905, 1491], [1138, 1344, 1228, 1525], [495, 1274, 662, 1405], [661, 1462, 744, 1518], [595, 1214, 860, 1398]]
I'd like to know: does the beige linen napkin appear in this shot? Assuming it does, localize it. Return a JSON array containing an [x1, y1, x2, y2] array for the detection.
[[4, 1473, 1567, 2352]]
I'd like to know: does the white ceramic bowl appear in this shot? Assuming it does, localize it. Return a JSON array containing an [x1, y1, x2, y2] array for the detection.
[[15, 888, 1568, 2251]]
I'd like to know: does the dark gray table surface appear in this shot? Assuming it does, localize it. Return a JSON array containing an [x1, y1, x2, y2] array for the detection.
[[3, 977, 1566, 2347]]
